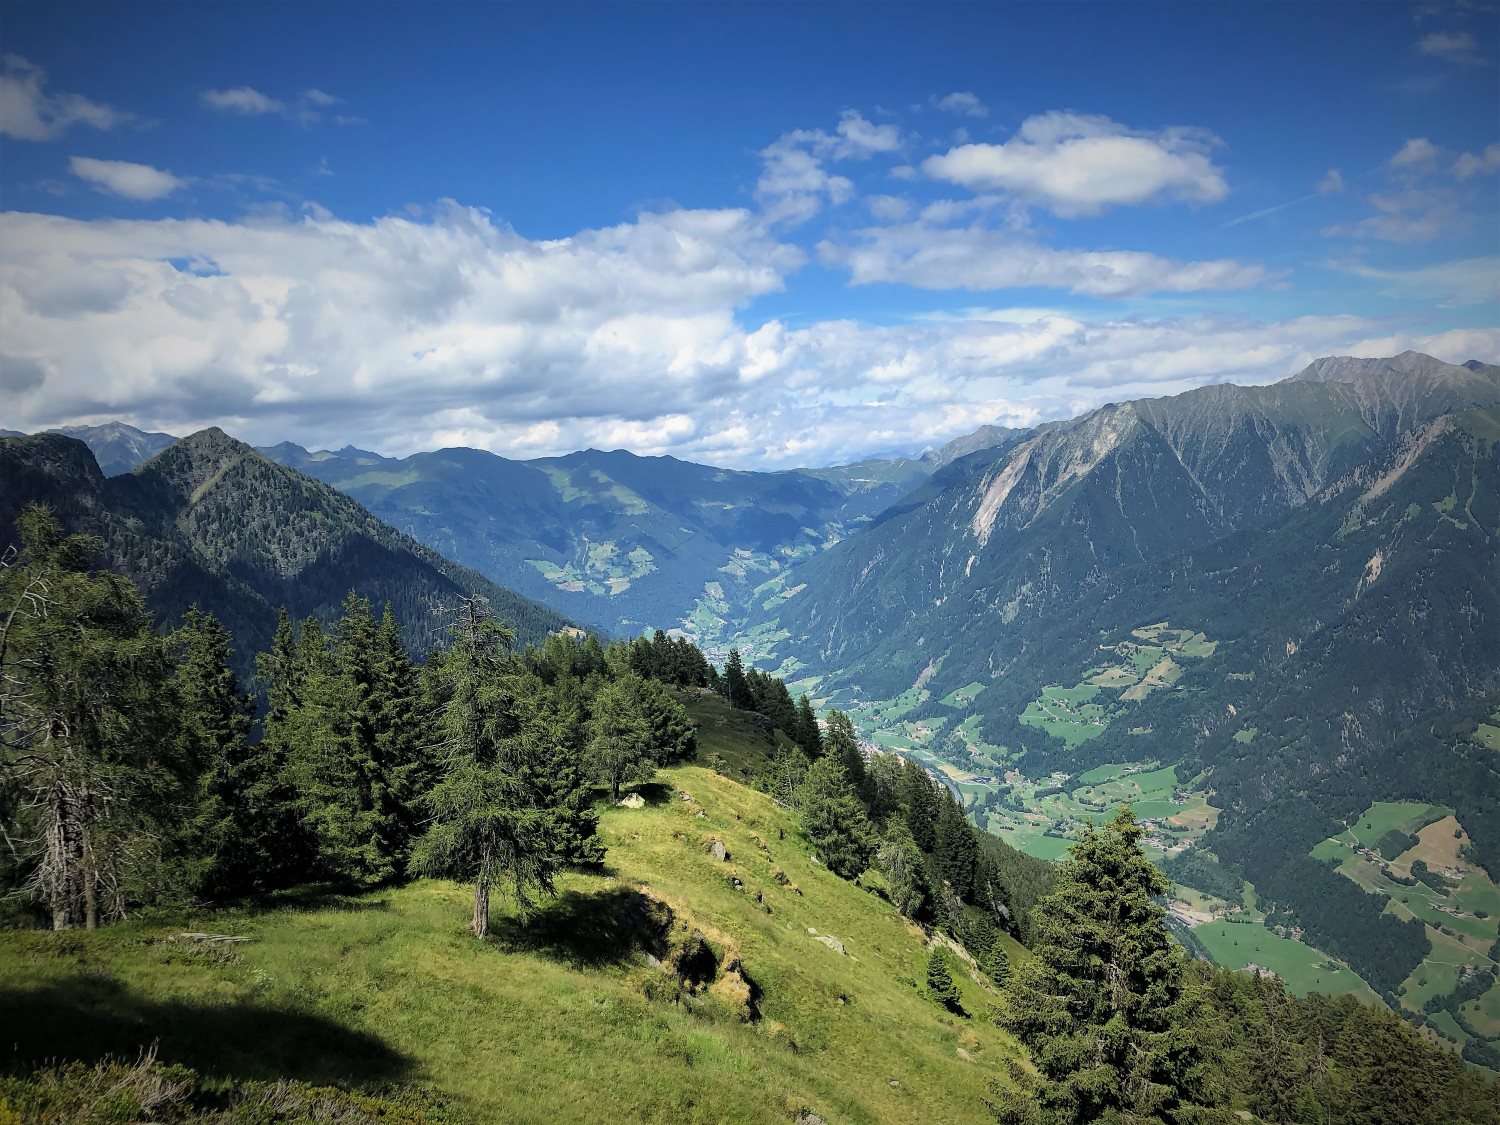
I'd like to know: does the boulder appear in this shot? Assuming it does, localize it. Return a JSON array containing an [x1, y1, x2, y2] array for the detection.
[[617, 792, 646, 809]]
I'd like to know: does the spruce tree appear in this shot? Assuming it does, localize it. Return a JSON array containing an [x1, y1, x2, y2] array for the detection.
[[587, 674, 655, 801], [935, 790, 979, 899], [766, 740, 812, 807], [252, 608, 314, 884], [926, 948, 961, 1010], [992, 806, 1224, 1124], [794, 695, 823, 758], [900, 758, 941, 852], [172, 607, 261, 897], [876, 823, 929, 919], [724, 649, 754, 710], [823, 709, 864, 784], [372, 604, 425, 866], [632, 676, 695, 764], [796, 757, 875, 880]]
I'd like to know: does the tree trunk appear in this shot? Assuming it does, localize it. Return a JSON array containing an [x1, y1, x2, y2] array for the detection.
[[611, 776, 621, 802], [472, 872, 491, 938], [83, 868, 98, 930]]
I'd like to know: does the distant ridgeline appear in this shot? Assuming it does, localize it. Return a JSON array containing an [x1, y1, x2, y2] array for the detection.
[[0, 428, 574, 667]]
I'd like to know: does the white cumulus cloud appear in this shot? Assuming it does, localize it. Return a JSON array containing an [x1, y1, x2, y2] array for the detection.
[[922, 111, 1229, 217], [68, 156, 183, 201], [0, 201, 1459, 468], [933, 92, 988, 118]]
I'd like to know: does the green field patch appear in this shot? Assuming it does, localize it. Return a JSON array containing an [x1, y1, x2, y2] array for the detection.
[[1453, 872, 1500, 918], [1020, 684, 1109, 748], [1310, 837, 1347, 862], [1345, 802, 1449, 849], [1194, 922, 1374, 998], [1078, 762, 1134, 785], [1132, 799, 1181, 822], [1429, 1010, 1468, 1043], [1232, 727, 1258, 744], [939, 681, 986, 708], [1468, 979, 1500, 1038], [1474, 722, 1500, 752], [992, 826, 1076, 862]]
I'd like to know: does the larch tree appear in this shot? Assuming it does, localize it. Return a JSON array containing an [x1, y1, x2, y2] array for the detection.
[[586, 674, 654, 802], [0, 506, 180, 929], [990, 805, 1225, 1124], [411, 596, 573, 938]]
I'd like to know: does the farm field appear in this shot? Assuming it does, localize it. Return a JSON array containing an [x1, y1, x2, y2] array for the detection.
[[1016, 622, 1219, 749], [1312, 802, 1500, 1058], [1192, 921, 1377, 1000]]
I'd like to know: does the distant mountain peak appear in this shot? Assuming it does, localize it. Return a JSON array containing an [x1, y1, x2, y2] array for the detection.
[[39, 421, 178, 477], [1283, 350, 1478, 386]]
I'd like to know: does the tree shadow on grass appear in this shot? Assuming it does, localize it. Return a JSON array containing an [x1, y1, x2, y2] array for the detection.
[[0, 977, 412, 1087], [631, 781, 676, 807], [487, 886, 672, 969]]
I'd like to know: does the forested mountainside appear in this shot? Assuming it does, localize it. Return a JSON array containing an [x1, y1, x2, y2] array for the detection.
[[731, 357, 1500, 1062], [259, 441, 929, 640], [0, 428, 572, 663], [745, 352, 1500, 695]]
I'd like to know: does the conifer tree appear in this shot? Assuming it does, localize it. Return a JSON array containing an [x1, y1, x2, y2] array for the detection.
[[587, 674, 655, 801], [876, 823, 929, 919], [900, 758, 941, 852], [823, 709, 864, 784], [926, 948, 961, 1010], [632, 676, 695, 764], [724, 649, 754, 710], [992, 806, 1224, 1124], [794, 695, 823, 758], [766, 740, 812, 807], [523, 672, 603, 866], [0, 506, 180, 928], [796, 757, 875, 880], [412, 596, 575, 937], [372, 603, 426, 864], [935, 790, 979, 899], [172, 607, 262, 896], [252, 608, 315, 884]]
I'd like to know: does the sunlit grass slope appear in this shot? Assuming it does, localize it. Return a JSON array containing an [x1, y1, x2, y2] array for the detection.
[[0, 763, 1023, 1124]]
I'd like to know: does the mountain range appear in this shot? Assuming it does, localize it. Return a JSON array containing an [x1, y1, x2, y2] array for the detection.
[[0, 428, 572, 668], [6, 350, 1499, 1056]]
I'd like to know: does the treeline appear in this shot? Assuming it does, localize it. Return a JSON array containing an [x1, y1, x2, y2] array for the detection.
[[1162, 848, 1245, 903], [1198, 962, 1500, 1124], [985, 806, 1500, 1125], [714, 647, 1054, 959], [0, 506, 697, 933]]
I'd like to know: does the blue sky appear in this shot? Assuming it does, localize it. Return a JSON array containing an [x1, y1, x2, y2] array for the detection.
[[2, 1, 1496, 466]]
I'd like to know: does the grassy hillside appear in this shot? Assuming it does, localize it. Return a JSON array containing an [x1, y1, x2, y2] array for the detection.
[[0, 764, 1024, 1124]]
